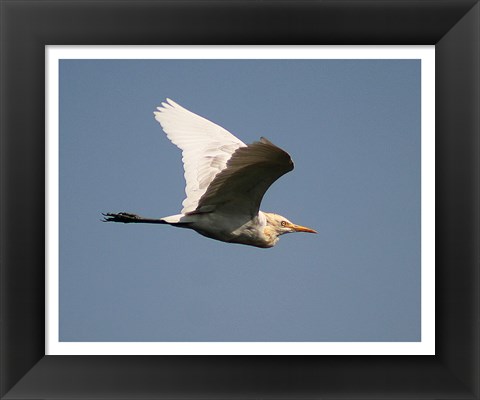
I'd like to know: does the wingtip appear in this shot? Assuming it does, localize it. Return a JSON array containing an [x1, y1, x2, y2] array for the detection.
[[155, 98, 179, 114], [259, 136, 271, 144], [164, 98, 177, 107]]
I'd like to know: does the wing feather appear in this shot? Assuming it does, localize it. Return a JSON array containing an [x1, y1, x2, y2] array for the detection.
[[195, 137, 294, 217], [154, 99, 246, 213]]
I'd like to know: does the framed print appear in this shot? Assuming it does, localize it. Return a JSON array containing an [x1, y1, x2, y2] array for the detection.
[[46, 46, 434, 356], [1, 1, 479, 399]]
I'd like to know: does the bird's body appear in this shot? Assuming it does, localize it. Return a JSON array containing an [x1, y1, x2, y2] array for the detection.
[[179, 211, 270, 248], [178, 211, 287, 248], [104, 99, 316, 248]]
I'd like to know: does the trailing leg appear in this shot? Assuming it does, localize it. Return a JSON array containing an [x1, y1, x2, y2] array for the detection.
[[102, 212, 167, 224]]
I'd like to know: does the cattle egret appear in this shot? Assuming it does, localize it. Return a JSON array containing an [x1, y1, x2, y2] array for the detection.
[[103, 99, 317, 248]]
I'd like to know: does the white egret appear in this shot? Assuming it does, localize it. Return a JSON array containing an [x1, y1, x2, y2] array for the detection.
[[103, 99, 316, 248]]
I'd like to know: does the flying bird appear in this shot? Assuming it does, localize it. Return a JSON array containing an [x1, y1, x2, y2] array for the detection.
[[103, 99, 316, 248]]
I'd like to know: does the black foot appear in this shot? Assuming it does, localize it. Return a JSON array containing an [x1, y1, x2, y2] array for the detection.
[[102, 212, 141, 223]]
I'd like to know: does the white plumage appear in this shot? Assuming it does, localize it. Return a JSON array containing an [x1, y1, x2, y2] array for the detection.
[[104, 99, 316, 248], [153, 99, 246, 214]]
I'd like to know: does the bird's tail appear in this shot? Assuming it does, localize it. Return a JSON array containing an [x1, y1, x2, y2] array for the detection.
[[160, 214, 185, 224]]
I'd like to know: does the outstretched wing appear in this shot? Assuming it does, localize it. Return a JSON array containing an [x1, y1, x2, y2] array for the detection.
[[195, 137, 294, 217], [154, 99, 246, 213]]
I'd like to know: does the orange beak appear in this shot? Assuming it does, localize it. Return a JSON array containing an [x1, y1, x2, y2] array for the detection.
[[292, 224, 317, 234]]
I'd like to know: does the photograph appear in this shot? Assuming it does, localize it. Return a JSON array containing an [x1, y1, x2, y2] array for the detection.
[[54, 53, 426, 348]]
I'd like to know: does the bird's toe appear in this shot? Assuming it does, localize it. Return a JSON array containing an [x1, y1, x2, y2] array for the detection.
[[118, 212, 139, 218], [102, 212, 140, 223]]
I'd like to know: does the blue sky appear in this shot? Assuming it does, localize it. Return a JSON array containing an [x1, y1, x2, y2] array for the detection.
[[59, 59, 421, 341]]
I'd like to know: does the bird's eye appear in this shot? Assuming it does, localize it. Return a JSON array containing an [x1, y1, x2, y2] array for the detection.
[[281, 221, 287, 227]]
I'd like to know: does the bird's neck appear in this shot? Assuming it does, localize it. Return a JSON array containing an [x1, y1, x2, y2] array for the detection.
[[258, 211, 280, 246]]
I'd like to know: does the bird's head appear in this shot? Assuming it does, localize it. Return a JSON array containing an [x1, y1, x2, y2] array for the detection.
[[264, 212, 317, 240]]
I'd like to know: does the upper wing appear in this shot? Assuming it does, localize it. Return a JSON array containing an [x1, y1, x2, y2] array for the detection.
[[154, 99, 246, 213], [195, 137, 294, 217]]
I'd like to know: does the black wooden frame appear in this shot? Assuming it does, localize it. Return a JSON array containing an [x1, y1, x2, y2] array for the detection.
[[1, 1, 479, 399]]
